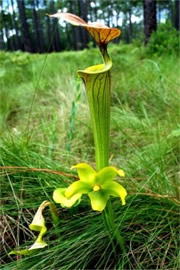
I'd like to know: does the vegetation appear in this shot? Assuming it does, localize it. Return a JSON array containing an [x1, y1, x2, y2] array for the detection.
[[0, 42, 179, 269], [146, 21, 180, 55]]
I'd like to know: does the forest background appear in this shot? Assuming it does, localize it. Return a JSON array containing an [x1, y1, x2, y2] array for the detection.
[[1, 0, 180, 53]]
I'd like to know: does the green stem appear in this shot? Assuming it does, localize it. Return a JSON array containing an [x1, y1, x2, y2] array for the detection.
[[105, 200, 126, 254], [102, 211, 117, 257]]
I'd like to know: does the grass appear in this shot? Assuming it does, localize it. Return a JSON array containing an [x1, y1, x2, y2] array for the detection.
[[0, 44, 179, 269]]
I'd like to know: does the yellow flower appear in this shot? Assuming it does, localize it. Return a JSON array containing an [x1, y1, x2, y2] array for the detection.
[[53, 163, 127, 212]]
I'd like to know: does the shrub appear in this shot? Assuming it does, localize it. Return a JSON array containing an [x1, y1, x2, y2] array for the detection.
[[146, 21, 180, 56]]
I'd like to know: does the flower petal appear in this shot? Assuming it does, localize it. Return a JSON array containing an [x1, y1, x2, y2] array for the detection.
[[53, 188, 81, 208], [95, 166, 119, 185], [71, 163, 96, 184], [9, 200, 51, 256], [49, 12, 87, 26], [29, 241, 47, 250], [49, 13, 121, 46], [118, 169, 125, 177], [103, 181, 127, 205], [65, 180, 91, 199], [29, 201, 50, 245], [88, 190, 109, 211], [87, 26, 120, 46]]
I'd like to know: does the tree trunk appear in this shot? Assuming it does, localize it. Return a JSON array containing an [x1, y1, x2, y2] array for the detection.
[[70, 0, 80, 50], [32, 0, 44, 52], [2, 11, 10, 50], [36, 0, 44, 52], [158, 3, 161, 23], [65, 24, 72, 49], [0, 15, 4, 50], [0, 32, 4, 50], [175, 0, 180, 31], [79, 0, 89, 49], [50, 0, 61, 51], [89, 2, 93, 22], [44, 0, 52, 52], [128, 9, 133, 42], [168, 0, 173, 23], [46, 15, 52, 51], [11, 0, 21, 50], [143, 0, 157, 44], [17, 0, 32, 52], [6, 0, 16, 51], [32, 0, 40, 52]]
